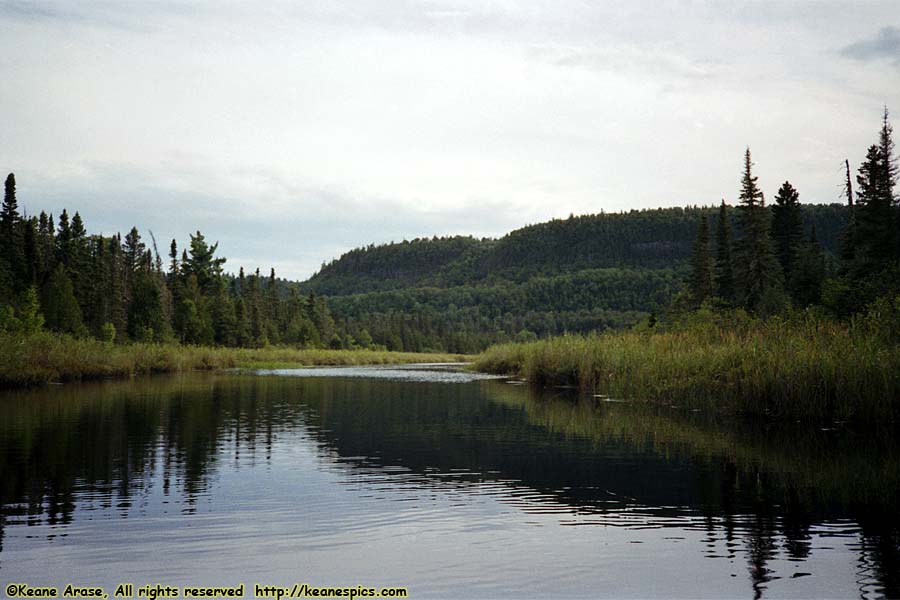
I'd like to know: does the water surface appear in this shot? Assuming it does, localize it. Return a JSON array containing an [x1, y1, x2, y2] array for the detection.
[[1, 366, 897, 598]]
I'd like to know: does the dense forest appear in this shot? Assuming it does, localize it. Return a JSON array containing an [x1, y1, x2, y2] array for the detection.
[[0, 192, 343, 349], [307, 204, 847, 351], [1, 110, 894, 353]]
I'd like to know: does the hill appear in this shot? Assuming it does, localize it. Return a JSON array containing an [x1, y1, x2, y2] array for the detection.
[[305, 204, 849, 353]]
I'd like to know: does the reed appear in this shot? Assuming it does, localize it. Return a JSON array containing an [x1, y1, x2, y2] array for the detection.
[[474, 309, 900, 421], [0, 331, 470, 387]]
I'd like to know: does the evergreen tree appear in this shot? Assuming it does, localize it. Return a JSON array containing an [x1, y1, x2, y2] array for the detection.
[[22, 216, 40, 287], [128, 268, 169, 342], [168, 239, 179, 281], [770, 181, 803, 279], [107, 236, 128, 340], [55, 209, 72, 266], [790, 225, 826, 307], [1, 173, 19, 233], [1, 173, 25, 291], [853, 145, 895, 276], [878, 107, 899, 261], [688, 214, 714, 305], [714, 200, 735, 303], [68, 212, 91, 313], [878, 106, 897, 207], [42, 264, 85, 335], [733, 148, 783, 310], [123, 227, 146, 276], [183, 231, 225, 294]]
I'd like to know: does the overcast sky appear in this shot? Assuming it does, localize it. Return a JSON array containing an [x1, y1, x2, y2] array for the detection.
[[1, 1, 898, 279]]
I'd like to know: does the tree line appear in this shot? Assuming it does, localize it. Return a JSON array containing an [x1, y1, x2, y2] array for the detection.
[[0, 187, 350, 348], [688, 108, 898, 315]]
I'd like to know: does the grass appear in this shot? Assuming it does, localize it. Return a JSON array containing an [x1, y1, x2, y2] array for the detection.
[[0, 331, 471, 387], [474, 307, 900, 421]]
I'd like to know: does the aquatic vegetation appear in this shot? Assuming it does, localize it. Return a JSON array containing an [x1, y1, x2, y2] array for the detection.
[[0, 331, 469, 387], [474, 308, 900, 421]]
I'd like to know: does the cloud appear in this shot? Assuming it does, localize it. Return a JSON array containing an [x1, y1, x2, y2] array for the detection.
[[19, 162, 529, 280], [840, 26, 900, 64]]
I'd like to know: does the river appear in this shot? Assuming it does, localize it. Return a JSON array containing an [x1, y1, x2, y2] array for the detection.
[[1, 365, 897, 598]]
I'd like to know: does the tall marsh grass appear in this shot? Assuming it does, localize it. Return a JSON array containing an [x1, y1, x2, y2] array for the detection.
[[474, 306, 900, 421], [0, 331, 469, 387]]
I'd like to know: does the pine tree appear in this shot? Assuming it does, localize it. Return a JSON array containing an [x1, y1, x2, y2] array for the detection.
[[714, 201, 735, 303], [688, 214, 714, 305], [770, 181, 803, 279], [733, 148, 783, 310], [183, 231, 225, 294]]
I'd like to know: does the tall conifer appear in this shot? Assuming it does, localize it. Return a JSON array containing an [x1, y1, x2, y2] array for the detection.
[[734, 148, 782, 310]]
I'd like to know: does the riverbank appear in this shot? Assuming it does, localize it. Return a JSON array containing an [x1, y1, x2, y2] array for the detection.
[[473, 308, 900, 421], [0, 331, 470, 387]]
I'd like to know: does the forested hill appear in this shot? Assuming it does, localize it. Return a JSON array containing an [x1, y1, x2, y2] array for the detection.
[[307, 205, 849, 295], [301, 204, 849, 353]]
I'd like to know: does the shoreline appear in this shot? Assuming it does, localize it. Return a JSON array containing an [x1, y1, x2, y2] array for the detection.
[[0, 331, 472, 389]]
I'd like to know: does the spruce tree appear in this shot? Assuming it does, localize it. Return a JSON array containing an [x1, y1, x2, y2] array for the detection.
[[770, 181, 803, 279], [854, 145, 895, 275], [123, 227, 145, 275], [0, 173, 19, 242], [714, 201, 735, 303], [168, 239, 179, 280], [1, 173, 25, 290], [688, 213, 714, 305], [733, 148, 783, 310], [878, 107, 899, 261]]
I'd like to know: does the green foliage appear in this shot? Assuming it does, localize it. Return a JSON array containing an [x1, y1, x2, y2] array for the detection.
[[734, 148, 783, 310], [0, 287, 44, 334], [0, 331, 469, 387], [41, 265, 85, 336], [475, 310, 900, 422], [714, 201, 735, 304], [100, 322, 116, 343], [770, 180, 803, 278], [789, 228, 826, 307], [688, 214, 714, 305]]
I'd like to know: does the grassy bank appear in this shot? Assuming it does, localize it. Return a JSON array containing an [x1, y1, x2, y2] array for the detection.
[[0, 331, 470, 387], [474, 307, 900, 421]]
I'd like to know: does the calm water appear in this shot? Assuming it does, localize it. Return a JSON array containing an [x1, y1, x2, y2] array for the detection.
[[1, 366, 898, 599]]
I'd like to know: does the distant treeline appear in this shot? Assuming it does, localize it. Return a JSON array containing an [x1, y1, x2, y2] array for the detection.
[[3, 108, 892, 354], [301, 206, 848, 352], [0, 187, 350, 349]]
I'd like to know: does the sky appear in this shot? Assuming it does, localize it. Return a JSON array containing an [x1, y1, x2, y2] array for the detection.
[[1, 1, 899, 280]]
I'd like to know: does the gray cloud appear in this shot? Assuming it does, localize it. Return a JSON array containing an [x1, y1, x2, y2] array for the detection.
[[20, 162, 526, 280], [2, 1, 900, 282], [840, 26, 900, 64]]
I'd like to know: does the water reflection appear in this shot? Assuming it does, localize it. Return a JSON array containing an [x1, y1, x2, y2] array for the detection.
[[0, 370, 898, 598]]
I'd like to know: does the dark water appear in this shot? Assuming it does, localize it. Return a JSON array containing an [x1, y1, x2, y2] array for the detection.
[[1, 366, 898, 599]]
